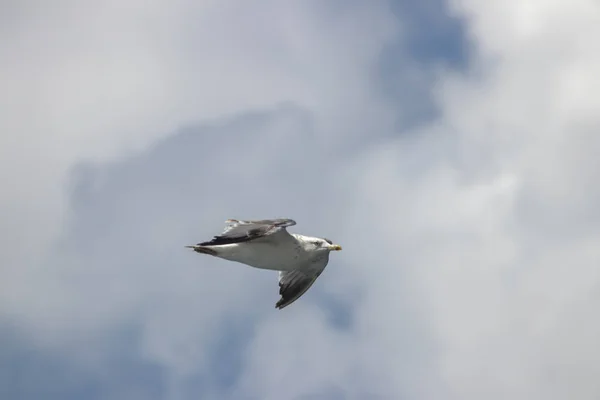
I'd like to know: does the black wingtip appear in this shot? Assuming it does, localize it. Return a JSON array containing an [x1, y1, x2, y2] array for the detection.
[[275, 301, 287, 310]]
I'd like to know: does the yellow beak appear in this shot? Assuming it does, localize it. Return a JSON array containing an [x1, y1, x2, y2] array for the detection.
[[329, 244, 342, 251]]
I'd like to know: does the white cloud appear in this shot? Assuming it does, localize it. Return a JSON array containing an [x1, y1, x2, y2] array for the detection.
[[3, 0, 600, 399], [351, 0, 600, 398], [0, 0, 396, 315], [232, 0, 600, 397]]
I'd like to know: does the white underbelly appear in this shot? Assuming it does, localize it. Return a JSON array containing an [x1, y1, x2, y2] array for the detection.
[[214, 241, 303, 271]]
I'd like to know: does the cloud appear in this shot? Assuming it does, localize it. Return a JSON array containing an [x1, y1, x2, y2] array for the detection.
[[377, 0, 600, 398], [0, 0, 397, 309], [3, 0, 600, 399]]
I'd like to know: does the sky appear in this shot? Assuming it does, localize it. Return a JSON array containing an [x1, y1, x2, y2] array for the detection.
[[1, 0, 600, 399]]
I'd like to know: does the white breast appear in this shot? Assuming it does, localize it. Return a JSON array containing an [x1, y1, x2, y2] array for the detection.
[[213, 240, 307, 271]]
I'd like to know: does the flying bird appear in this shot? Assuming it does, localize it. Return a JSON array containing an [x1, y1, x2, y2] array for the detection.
[[186, 218, 342, 309]]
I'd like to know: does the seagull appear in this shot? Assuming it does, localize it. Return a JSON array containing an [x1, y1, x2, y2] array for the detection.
[[186, 218, 342, 310]]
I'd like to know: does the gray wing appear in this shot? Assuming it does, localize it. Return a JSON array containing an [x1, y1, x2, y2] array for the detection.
[[276, 268, 324, 310], [198, 218, 296, 246]]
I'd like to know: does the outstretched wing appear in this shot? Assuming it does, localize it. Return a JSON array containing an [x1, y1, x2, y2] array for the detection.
[[276, 267, 325, 310], [199, 218, 296, 246]]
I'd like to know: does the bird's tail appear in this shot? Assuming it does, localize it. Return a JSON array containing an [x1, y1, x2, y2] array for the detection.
[[185, 245, 217, 256]]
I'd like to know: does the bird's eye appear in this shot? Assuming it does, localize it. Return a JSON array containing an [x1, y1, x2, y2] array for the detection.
[[323, 238, 333, 245], [312, 241, 321, 246]]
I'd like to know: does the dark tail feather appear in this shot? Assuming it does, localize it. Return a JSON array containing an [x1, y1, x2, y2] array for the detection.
[[185, 245, 217, 256]]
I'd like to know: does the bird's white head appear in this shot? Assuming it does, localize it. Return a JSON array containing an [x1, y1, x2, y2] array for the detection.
[[301, 236, 343, 252]]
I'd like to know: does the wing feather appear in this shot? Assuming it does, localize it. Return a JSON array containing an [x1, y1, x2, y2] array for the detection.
[[276, 268, 323, 310], [198, 218, 296, 246]]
